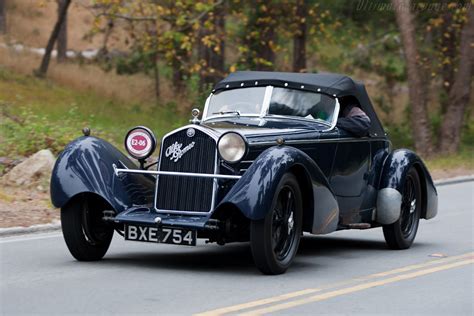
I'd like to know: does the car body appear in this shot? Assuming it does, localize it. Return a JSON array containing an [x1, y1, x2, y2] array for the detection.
[[51, 71, 438, 274]]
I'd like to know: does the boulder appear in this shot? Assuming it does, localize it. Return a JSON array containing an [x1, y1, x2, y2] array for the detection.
[[1, 150, 56, 187]]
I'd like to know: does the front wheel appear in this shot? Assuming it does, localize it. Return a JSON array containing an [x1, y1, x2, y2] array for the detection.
[[383, 168, 421, 249], [250, 173, 303, 275], [61, 195, 114, 261]]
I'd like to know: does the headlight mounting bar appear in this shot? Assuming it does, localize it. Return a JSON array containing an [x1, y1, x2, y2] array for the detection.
[[113, 164, 242, 180]]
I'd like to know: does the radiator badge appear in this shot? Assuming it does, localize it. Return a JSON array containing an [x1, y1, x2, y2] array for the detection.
[[186, 128, 195, 138], [165, 141, 195, 162]]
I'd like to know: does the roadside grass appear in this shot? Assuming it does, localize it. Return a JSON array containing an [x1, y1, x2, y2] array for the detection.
[[425, 148, 473, 172], [0, 67, 186, 158]]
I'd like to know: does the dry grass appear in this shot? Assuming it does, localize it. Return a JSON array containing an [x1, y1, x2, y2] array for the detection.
[[3, 0, 128, 51], [0, 47, 183, 104]]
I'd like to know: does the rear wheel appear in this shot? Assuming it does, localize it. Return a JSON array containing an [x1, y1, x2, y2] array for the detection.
[[61, 195, 114, 261], [383, 168, 421, 249], [250, 173, 303, 275]]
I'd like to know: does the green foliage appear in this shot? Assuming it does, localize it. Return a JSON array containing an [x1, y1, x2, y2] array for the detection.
[[0, 107, 108, 157], [0, 68, 186, 158]]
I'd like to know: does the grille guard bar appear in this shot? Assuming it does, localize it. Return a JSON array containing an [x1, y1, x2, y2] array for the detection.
[[113, 164, 242, 180]]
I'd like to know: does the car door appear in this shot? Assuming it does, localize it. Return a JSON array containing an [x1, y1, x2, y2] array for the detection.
[[329, 129, 371, 224]]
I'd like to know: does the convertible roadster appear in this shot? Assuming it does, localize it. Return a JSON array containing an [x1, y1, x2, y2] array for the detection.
[[51, 71, 438, 274]]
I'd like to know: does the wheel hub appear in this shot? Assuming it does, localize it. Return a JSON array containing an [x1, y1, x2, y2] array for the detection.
[[287, 212, 294, 235], [409, 199, 416, 214]]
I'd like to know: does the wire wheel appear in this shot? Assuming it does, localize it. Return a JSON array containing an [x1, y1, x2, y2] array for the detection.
[[250, 173, 303, 275], [272, 186, 297, 261], [383, 168, 421, 250], [61, 195, 114, 261]]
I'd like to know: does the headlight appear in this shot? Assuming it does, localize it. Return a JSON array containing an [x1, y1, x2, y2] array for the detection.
[[217, 132, 247, 163], [125, 126, 156, 160]]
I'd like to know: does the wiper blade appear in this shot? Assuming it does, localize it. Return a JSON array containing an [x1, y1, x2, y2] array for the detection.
[[212, 110, 241, 116]]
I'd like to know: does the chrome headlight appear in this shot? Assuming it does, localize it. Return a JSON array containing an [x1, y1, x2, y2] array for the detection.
[[217, 132, 247, 163]]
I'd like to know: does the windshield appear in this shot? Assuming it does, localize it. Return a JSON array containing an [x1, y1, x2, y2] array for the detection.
[[204, 86, 338, 127], [206, 87, 266, 118], [269, 87, 337, 125]]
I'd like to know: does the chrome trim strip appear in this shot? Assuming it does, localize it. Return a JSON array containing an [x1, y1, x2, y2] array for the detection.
[[202, 95, 211, 120], [114, 166, 241, 180], [160, 124, 220, 141], [261, 86, 273, 118], [248, 136, 388, 146]]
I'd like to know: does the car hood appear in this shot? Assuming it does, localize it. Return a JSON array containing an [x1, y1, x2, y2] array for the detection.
[[201, 117, 328, 138]]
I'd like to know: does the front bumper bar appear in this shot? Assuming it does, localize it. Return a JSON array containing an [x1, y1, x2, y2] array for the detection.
[[113, 163, 242, 180], [106, 205, 221, 230]]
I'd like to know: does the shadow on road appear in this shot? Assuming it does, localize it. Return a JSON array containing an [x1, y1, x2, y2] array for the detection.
[[96, 234, 417, 274]]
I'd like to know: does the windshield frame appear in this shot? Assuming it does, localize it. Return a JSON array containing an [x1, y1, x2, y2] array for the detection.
[[202, 85, 340, 131]]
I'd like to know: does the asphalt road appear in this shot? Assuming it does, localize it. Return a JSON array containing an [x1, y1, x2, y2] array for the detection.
[[1, 181, 473, 315]]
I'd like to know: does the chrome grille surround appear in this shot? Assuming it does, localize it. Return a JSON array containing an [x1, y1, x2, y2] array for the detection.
[[154, 125, 219, 215]]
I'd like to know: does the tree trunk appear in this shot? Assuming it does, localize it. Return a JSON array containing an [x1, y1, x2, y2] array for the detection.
[[152, 54, 160, 99], [439, 5, 474, 154], [198, 3, 226, 91], [438, 6, 456, 114], [56, 0, 68, 63], [242, 2, 278, 71], [35, 0, 71, 77], [391, 0, 432, 157], [0, 0, 6, 34], [292, 0, 307, 72]]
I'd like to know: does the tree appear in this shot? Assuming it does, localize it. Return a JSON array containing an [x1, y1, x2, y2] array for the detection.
[[198, 2, 226, 91], [35, 0, 71, 77], [92, 0, 225, 95], [391, 0, 433, 157], [0, 0, 6, 34], [56, 0, 68, 63], [439, 4, 474, 153], [292, 0, 307, 72], [239, 1, 281, 70]]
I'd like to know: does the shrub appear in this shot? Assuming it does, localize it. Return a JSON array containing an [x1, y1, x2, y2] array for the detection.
[[0, 106, 112, 158]]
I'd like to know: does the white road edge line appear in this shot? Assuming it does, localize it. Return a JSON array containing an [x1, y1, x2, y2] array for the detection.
[[0, 232, 63, 244]]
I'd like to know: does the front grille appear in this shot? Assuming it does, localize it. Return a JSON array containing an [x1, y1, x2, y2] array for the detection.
[[155, 128, 216, 213]]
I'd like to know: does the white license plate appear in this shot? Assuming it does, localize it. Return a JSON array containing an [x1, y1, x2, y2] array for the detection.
[[124, 225, 196, 246]]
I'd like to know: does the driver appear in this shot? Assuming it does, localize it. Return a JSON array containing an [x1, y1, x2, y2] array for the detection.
[[337, 98, 371, 137]]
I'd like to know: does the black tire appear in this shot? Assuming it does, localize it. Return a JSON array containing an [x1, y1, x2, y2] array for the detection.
[[383, 168, 422, 249], [61, 195, 114, 261], [250, 173, 303, 275]]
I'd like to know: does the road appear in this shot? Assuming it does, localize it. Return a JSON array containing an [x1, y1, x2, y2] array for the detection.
[[1, 181, 473, 315]]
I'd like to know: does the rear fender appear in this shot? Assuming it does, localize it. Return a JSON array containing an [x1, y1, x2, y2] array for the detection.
[[217, 146, 339, 234], [376, 149, 438, 225], [50, 136, 155, 213]]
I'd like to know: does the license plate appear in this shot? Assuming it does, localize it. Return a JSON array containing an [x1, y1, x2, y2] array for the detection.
[[124, 225, 196, 246]]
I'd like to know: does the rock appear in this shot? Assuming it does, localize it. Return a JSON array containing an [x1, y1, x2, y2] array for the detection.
[[1, 150, 56, 187]]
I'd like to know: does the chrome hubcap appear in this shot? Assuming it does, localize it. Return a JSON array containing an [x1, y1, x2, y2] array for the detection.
[[409, 199, 417, 214], [288, 211, 294, 235]]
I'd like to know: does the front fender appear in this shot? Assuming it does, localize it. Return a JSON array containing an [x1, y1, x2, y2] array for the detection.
[[218, 146, 339, 234], [50, 136, 155, 213], [376, 149, 438, 224]]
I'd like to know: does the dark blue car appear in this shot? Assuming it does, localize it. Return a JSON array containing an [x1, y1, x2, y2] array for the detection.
[[51, 71, 438, 274]]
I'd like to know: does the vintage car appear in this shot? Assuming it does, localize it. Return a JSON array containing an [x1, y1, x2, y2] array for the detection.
[[51, 71, 438, 274]]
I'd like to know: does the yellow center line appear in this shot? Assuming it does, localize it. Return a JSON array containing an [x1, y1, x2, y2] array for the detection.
[[194, 289, 321, 316], [240, 259, 474, 316], [194, 252, 473, 316], [363, 252, 473, 278]]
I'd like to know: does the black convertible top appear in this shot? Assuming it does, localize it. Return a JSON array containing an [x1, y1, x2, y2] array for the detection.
[[213, 71, 385, 137]]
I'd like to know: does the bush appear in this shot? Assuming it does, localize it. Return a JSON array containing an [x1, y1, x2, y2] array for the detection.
[[0, 106, 112, 158]]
